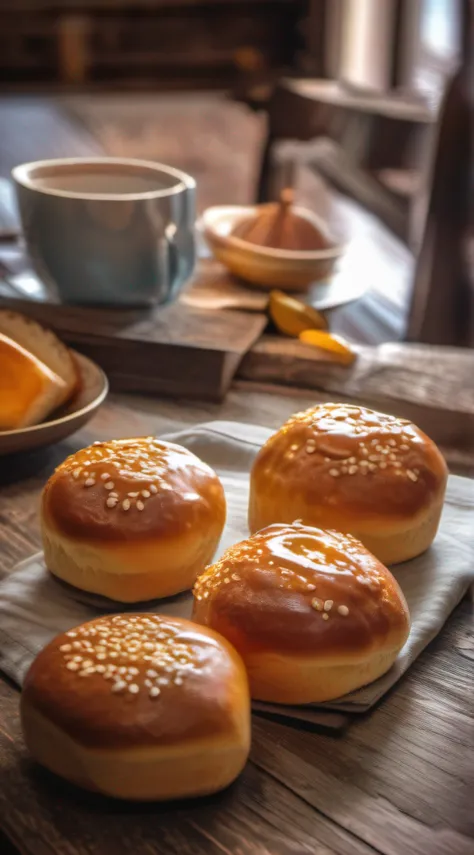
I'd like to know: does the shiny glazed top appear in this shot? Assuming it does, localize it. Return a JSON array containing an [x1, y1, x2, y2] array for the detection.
[[22, 614, 248, 749], [42, 437, 226, 542], [250, 404, 448, 524], [193, 522, 410, 657]]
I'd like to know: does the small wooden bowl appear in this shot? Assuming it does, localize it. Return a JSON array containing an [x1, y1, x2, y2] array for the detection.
[[201, 205, 345, 291]]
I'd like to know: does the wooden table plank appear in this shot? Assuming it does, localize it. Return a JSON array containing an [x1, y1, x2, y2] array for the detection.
[[250, 602, 474, 855]]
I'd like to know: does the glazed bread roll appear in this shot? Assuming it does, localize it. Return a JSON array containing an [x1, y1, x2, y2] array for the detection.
[[42, 438, 226, 602], [21, 614, 251, 800], [249, 403, 448, 565], [193, 522, 410, 704], [0, 308, 78, 406], [0, 332, 68, 429]]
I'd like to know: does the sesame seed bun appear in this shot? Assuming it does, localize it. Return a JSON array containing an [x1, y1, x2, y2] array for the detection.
[[192, 523, 410, 704], [21, 614, 251, 800], [41, 438, 226, 602], [248, 404, 448, 565]]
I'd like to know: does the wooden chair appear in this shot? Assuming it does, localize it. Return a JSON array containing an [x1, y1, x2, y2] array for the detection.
[[256, 78, 434, 237]]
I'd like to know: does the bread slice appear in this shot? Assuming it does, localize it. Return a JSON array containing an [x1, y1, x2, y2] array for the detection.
[[0, 310, 78, 407], [0, 333, 68, 430]]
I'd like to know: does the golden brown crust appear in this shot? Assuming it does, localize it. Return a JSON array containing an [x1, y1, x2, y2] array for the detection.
[[249, 403, 448, 536], [0, 333, 67, 429], [193, 523, 410, 660], [42, 438, 226, 544], [0, 308, 78, 404], [22, 614, 249, 750]]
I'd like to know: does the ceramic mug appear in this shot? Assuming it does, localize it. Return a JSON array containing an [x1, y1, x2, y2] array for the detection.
[[12, 157, 196, 306]]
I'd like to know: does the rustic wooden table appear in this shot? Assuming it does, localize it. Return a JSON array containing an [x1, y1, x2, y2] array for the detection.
[[0, 385, 473, 855], [0, 92, 473, 855]]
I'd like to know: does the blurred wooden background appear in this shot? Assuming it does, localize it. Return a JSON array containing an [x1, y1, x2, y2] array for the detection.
[[0, 0, 316, 92]]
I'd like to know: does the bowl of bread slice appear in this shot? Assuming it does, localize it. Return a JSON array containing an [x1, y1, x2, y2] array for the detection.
[[0, 309, 108, 455]]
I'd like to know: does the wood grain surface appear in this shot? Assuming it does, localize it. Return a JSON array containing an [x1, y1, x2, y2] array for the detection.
[[0, 387, 473, 855]]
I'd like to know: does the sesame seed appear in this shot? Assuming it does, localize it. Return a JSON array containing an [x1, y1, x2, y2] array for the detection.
[[96, 665, 106, 673], [348, 457, 357, 464], [407, 469, 418, 482], [84, 478, 95, 487], [400, 444, 409, 451], [150, 484, 158, 494], [329, 469, 340, 477], [104, 481, 115, 490], [348, 465, 358, 475], [106, 497, 118, 508], [142, 490, 151, 498], [379, 461, 387, 469], [112, 680, 127, 693], [136, 500, 145, 511], [66, 662, 79, 671], [322, 613, 329, 620], [324, 600, 333, 611], [368, 455, 379, 462], [306, 446, 316, 454], [100, 473, 111, 480], [149, 687, 161, 698], [72, 468, 81, 479], [66, 631, 77, 638], [128, 684, 139, 694], [146, 669, 158, 677], [338, 605, 349, 616], [388, 453, 397, 461], [128, 492, 139, 498], [311, 598, 323, 611], [388, 439, 397, 447], [122, 499, 131, 511], [60, 644, 72, 652]]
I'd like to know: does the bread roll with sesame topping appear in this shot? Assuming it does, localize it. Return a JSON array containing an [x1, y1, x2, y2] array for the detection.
[[21, 614, 251, 800], [41, 438, 226, 602], [249, 404, 448, 565], [193, 523, 410, 704]]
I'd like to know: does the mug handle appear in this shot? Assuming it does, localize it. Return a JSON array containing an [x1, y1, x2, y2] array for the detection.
[[164, 221, 196, 301]]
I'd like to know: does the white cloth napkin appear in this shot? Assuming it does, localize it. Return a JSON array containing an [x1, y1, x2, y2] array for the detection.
[[0, 421, 473, 725]]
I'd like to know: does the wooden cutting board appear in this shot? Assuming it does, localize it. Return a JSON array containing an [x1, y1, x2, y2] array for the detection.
[[0, 293, 267, 402]]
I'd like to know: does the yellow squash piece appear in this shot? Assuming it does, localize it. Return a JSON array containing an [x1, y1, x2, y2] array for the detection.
[[299, 329, 356, 365], [269, 290, 328, 337]]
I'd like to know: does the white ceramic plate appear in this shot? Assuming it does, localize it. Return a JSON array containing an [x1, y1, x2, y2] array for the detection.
[[0, 350, 108, 456]]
